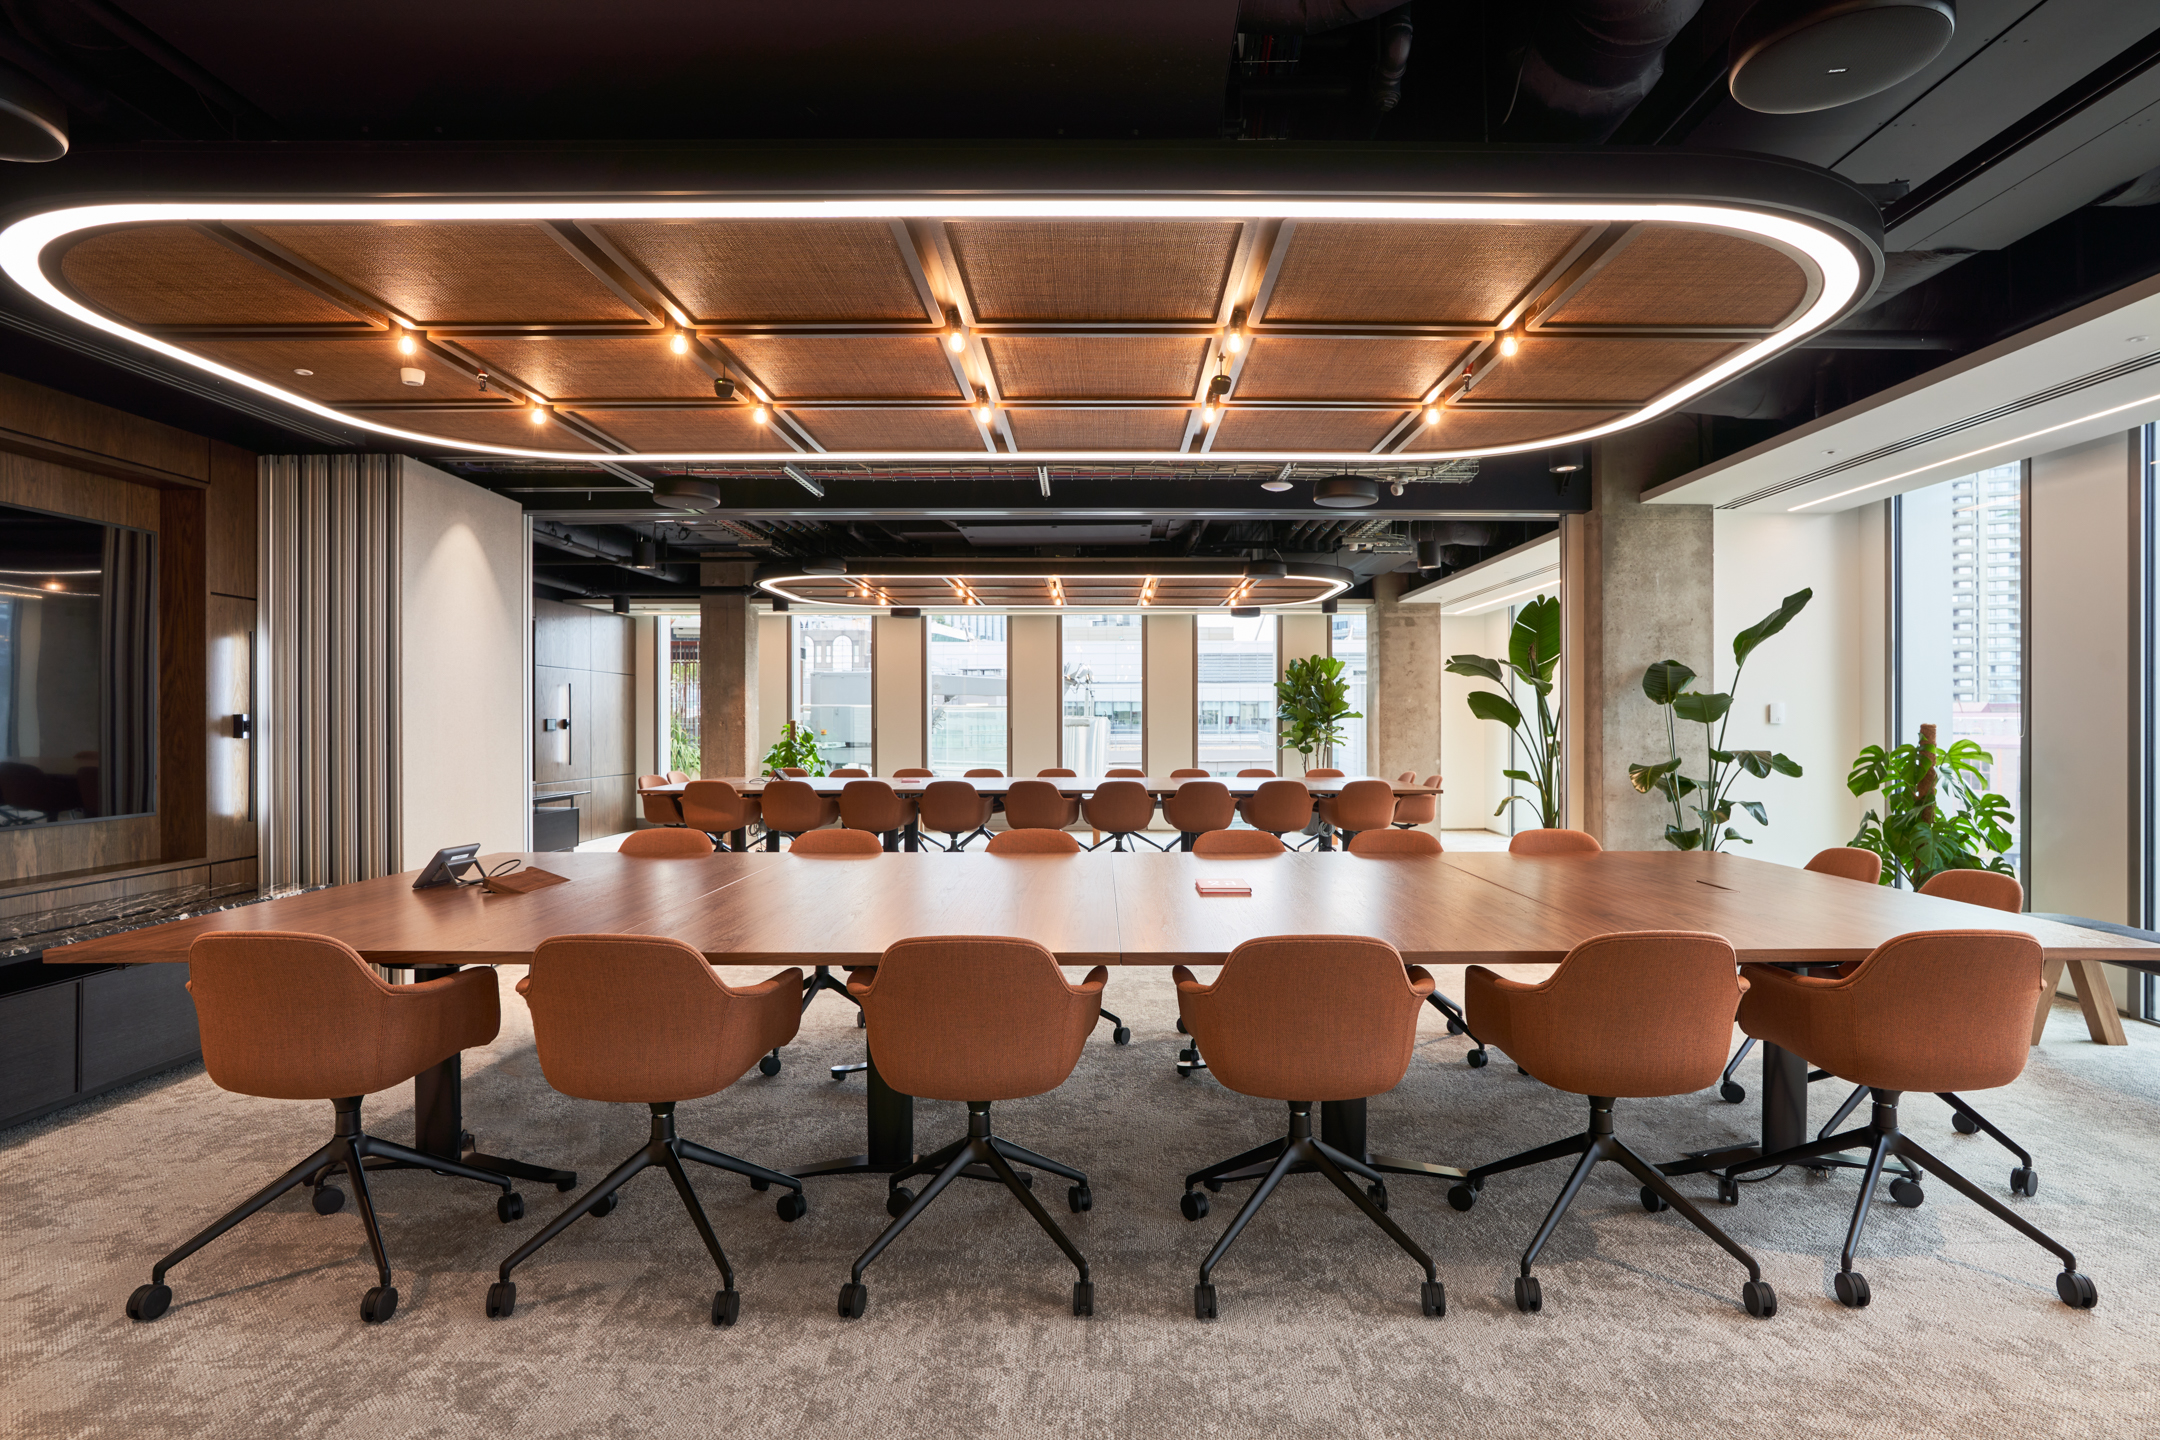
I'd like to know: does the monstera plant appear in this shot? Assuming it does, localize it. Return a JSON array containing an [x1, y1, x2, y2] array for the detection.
[[1445, 593, 1561, 829], [1629, 588, 1810, 852], [1847, 726, 2016, 887], [1276, 654, 1361, 768]]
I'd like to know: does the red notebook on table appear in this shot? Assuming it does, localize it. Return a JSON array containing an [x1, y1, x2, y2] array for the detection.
[[1195, 878, 1251, 897]]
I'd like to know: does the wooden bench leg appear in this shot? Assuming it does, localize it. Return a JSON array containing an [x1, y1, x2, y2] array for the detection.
[[2032, 958, 2065, 1046], [2069, 960, 2129, 1045]]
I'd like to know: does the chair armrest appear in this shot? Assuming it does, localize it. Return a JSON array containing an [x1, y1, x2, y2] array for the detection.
[[1739, 963, 1841, 991], [1070, 965, 1109, 995], [1405, 964, 1436, 998], [720, 967, 803, 999], [1463, 964, 1539, 994], [514, 975, 531, 995], [1170, 964, 1208, 993]]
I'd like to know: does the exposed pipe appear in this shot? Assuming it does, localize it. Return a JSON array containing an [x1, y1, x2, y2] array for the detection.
[[1504, 0, 1706, 142]]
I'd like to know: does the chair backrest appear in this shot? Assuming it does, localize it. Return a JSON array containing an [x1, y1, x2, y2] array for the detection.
[[1038, 767, 1078, 777], [1506, 931, 1741, 1097], [1304, 767, 1345, 779], [1193, 828, 1285, 857], [618, 827, 716, 857], [524, 933, 797, 1103], [839, 778, 912, 833], [893, 768, 935, 778], [639, 791, 684, 825], [667, 770, 692, 783], [1806, 846, 1883, 885], [790, 828, 884, 855], [1800, 929, 2042, 1091], [918, 779, 992, 833], [1237, 768, 1277, 778], [1323, 778, 1395, 832], [985, 828, 1083, 855], [638, 773, 668, 789], [679, 779, 752, 832], [777, 766, 809, 777], [760, 777, 833, 833], [1422, 774, 1442, 787], [1389, 790, 1437, 825], [1181, 935, 1424, 1101], [1509, 827, 1602, 855], [187, 930, 497, 1101], [1397, 771, 1417, 783], [1918, 867, 2021, 912], [1347, 828, 1442, 856], [1161, 779, 1236, 833], [1169, 768, 1209, 779], [1002, 778, 1076, 830], [858, 936, 1097, 1101], [964, 768, 1005, 777], [831, 767, 870, 778], [1107, 767, 1145, 777], [1241, 778, 1314, 833], [1081, 779, 1155, 833]]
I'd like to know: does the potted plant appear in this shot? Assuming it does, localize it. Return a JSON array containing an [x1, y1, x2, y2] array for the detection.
[[1629, 588, 1809, 851], [1276, 654, 1361, 770], [1847, 724, 2016, 886], [1445, 594, 1561, 828], [762, 720, 830, 777]]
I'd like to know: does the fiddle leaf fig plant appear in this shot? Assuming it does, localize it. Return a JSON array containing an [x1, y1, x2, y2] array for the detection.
[[1446, 593, 1561, 829], [1630, 587, 1811, 852], [1276, 654, 1361, 767], [762, 720, 830, 777]]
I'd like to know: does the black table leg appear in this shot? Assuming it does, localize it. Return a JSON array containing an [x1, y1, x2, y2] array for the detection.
[[1323, 1096, 1469, 1183], [729, 826, 749, 852], [794, 1050, 918, 1178], [1761, 1040, 1810, 1154]]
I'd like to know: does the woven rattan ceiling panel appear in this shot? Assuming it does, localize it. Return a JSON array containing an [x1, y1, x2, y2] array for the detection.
[[950, 220, 1239, 322], [722, 335, 956, 399], [1543, 227, 1809, 329], [766, 572, 1338, 609], [259, 222, 642, 325], [59, 226, 363, 327], [1235, 337, 1472, 401], [420, 408, 605, 451], [1403, 408, 1627, 451], [1004, 409, 1192, 449], [457, 335, 716, 400], [596, 220, 927, 322], [1211, 409, 1402, 451], [790, 408, 985, 450], [1469, 338, 1741, 403], [1264, 222, 1589, 324], [985, 336, 1209, 400], [188, 336, 465, 403], [566, 407, 792, 451]]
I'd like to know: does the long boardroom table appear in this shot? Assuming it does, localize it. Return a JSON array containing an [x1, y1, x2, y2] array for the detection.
[[46, 849, 2158, 1197]]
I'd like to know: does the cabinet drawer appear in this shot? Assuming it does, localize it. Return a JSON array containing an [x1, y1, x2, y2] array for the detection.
[[80, 964, 199, 1091], [0, 983, 77, 1125]]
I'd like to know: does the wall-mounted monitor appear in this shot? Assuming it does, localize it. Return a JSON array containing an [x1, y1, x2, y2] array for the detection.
[[0, 501, 155, 827]]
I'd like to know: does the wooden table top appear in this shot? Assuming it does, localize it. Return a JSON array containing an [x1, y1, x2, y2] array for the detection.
[[44, 848, 2157, 969], [640, 774, 1439, 798]]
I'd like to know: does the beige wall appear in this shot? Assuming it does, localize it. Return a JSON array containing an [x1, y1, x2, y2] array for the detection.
[[757, 612, 788, 760], [1010, 615, 1060, 775], [873, 614, 925, 772], [1145, 614, 1195, 773], [1439, 607, 1513, 831]]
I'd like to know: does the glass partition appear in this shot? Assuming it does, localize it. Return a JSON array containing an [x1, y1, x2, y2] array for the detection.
[[1196, 613, 1278, 774], [792, 614, 873, 772], [927, 613, 1008, 775], [1061, 614, 1144, 772]]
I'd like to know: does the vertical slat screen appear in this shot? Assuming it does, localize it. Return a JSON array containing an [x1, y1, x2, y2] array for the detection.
[[261, 455, 400, 888]]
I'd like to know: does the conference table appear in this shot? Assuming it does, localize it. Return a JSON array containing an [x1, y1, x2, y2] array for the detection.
[[46, 848, 2158, 1198]]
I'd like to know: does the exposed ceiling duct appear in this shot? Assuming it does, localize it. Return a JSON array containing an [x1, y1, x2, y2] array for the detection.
[[1503, 0, 1706, 142]]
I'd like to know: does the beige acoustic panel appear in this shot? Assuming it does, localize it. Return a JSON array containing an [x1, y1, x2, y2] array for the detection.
[[984, 336, 1211, 399], [1210, 408, 1402, 451], [455, 335, 715, 400], [950, 220, 1240, 322], [1234, 336, 1473, 401], [189, 336, 476, 403], [788, 408, 986, 451], [1402, 408, 1626, 451], [1003, 409, 1192, 450], [411, 408, 606, 451], [597, 220, 928, 322], [258, 221, 643, 325], [60, 225, 366, 327], [1264, 222, 1590, 324], [1543, 226, 1810, 328], [1469, 338, 1742, 403], [565, 406, 792, 451], [722, 335, 959, 399]]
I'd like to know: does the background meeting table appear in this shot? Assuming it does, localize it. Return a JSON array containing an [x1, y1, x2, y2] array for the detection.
[[47, 850, 2154, 1192]]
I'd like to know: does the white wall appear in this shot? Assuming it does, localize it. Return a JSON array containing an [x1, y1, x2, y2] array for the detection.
[[1438, 607, 1513, 831], [395, 457, 529, 868]]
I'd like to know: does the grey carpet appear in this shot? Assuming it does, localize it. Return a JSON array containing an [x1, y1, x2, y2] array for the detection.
[[3, 966, 2155, 1440]]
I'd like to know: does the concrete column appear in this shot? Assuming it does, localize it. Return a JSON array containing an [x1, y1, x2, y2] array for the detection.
[[699, 562, 758, 779], [1371, 572, 1444, 785], [1569, 417, 1715, 850]]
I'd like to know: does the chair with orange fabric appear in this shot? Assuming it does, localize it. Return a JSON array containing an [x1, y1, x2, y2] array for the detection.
[[667, 769, 691, 783], [1106, 767, 1145, 777], [964, 768, 1004, 777], [1701, 926, 2094, 1310], [1172, 935, 1449, 1321], [680, 779, 761, 850], [1346, 828, 1442, 855], [758, 776, 840, 851], [1445, 931, 1776, 1318], [979, 828, 1128, 1041], [892, 768, 935, 779], [1082, 779, 1162, 851], [1169, 768, 1209, 779], [1315, 778, 1395, 851], [839, 778, 920, 852], [1162, 779, 1236, 851], [1235, 779, 1315, 846], [1190, 829, 1284, 858], [487, 935, 805, 1327], [1303, 767, 1345, 779], [1038, 767, 1078, 777], [917, 778, 995, 851], [618, 827, 716, 857], [637, 773, 682, 826], [1391, 774, 1441, 830], [1508, 827, 1602, 855], [1003, 778, 1080, 831], [837, 936, 1107, 1319], [781, 825, 884, 1081], [1236, 768, 1276, 778], [125, 932, 529, 1326]]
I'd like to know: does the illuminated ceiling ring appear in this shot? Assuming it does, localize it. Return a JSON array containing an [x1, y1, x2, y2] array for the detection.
[[755, 558, 1354, 610]]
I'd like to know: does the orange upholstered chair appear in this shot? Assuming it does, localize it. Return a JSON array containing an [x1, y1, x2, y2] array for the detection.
[[125, 932, 524, 1326], [1082, 779, 1161, 851], [1235, 779, 1314, 844], [1107, 767, 1145, 777], [1397, 770, 1416, 783], [1508, 828, 1602, 855], [1038, 767, 1078, 777], [831, 767, 869, 777], [680, 780, 760, 848], [1810, 846, 1884, 883], [1303, 767, 1345, 779], [775, 766, 809, 777], [1449, 931, 1774, 1318], [1237, 768, 1276, 778], [893, 768, 935, 779], [837, 937, 1107, 1318], [618, 827, 716, 858], [1699, 927, 2094, 1310], [791, 828, 884, 855], [918, 779, 994, 851], [839, 778, 919, 851], [1192, 829, 1284, 858], [986, 828, 1082, 855], [1162, 780, 1236, 850], [667, 770, 691, 783], [490, 935, 805, 1326], [1315, 778, 1395, 849], [638, 774, 682, 826], [1003, 778, 1080, 830], [777, 827, 883, 1075], [1172, 936, 1448, 1321], [1170, 768, 1209, 779], [1391, 774, 1440, 829], [759, 777, 839, 850], [1347, 828, 1442, 856], [964, 767, 1004, 778]]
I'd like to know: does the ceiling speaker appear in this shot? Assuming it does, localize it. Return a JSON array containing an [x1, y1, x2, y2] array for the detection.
[[652, 476, 721, 510], [1730, 0, 1955, 115], [1312, 476, 1379, 509], [0, 62, 66, 162]]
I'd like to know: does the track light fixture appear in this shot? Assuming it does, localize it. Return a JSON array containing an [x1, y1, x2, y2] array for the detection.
[[396, 331, 417, 356], [974, 388, 994, 425], [528, 405, 547, 425], [611, 596, 630, 615], [752, 404, 769, 424], [945, 308, 968, 354], [712, 375, 735, 401], [1201, 403, 1218, 425], [670, 329, 690, 355], [1423, 406, 1440, 425], [1208, 372, 1233, 400], [1224, 310, 1246, 354], [1498, 331, 1521, 358]]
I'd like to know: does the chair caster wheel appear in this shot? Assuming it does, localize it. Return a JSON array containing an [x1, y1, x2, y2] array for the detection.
[[485, 1281, 515, 1319], [1444, 1017, 1466, 1036], [1889, 1177, 1924, 1208], [1175, 1017, 1187, 1034], [312, 1185, 345, 1216], [360, 1285, 399, 1324], [749, 1176, 770, 1191], [1640, 1186, 1669, 1213], [1193, 1282, 1218, 1321], [759, 1054, 781, 1077], [1105, 1025, 1128, 1046], [2011, 1166, 2039, 1197], [712, 1288, 740, 1327], [2056, 1271, 2098, 1309], [1514, 1276, 1542, 1314], [1180, 1190, 1210, 1221], [1203, 1178, 1224, 1192], [1447, 1183, 1477, 1212], [856, 1011, 867, 1028], [775, 1191, 808, 1222], [887, 1187, 916, 1219], [126, 1283, 171, 1322], [1072, 1281, 1094, 1317], [1743, 1280, 1777, 1318], [838, 1282, 868, 1319], [830, 1067, 855, 1082], [589, 1192, 618, 1219], [1716, 1176, 1741, 1206], [1366, 1182, 1389, 1212], [1420, 1280, 1446, 1317], [1466, 1049, 1489, 1069], [1833, 1270, 1871, 1308], [1719, 1081, 1746, 1104], [1952, 1110, 1979, 1134], [497, 1191, 524, 1223], [554, 1176, 577, 1192], [1068, 1184, 1092, 1214]]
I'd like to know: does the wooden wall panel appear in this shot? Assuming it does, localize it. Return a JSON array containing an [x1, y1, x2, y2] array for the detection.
[[206, 441, 258, 598], [0, 453, 158, 528], [158, 486, 207, 864], [0, 373, 209, 483]]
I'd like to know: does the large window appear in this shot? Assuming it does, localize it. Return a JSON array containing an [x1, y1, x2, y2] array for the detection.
[[792, 614, 873, 772], [664, 617, 700, 775], [1062, 614, 1144, 771], [1196, 614, 1277, 774], [1330, 610, 1369, 775], [1894, 462, 2024, 876], [928, 613, 1008, 775]]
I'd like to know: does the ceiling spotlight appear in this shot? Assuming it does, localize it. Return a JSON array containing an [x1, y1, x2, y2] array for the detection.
[[945, 309, 968, 353], [670, 330, 690, 355], [1224, 310, 1246, 354], [1549, 444, 1587, 475], [1312, 476, 1380, 509], [611, 595, 630, 615], [631, 537, 661, 569], [1390, 481, 1406, 496], [528, 405, 548, 425], [752, 405, 769, 424], [1423, 406, 1440, 425], [1201, 404, 1218, 425], [1208, 372, 1233, 400], [1231, 606, 1261, 618], [1320, 598, 1339, 614], [712, 375, 736, 401], [400, 367, 425, 387], [1247, 560, 1288, 579], [890, 607, 922, 619], [43, 579, 62, 591], [1261, 479, 1293, 493], [1498, 332, 1521, 358], [974, 390, 994, 425], [293, 367, 313, 377], [396, 331, 417, 356], [770, 598, 790, 613]]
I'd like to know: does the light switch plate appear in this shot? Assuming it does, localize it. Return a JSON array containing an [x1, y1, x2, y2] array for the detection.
[[1767, 702, 1787, 725]]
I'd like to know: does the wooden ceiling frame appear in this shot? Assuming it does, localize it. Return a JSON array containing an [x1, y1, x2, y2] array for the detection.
[[912, 219, 1018, 457]]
